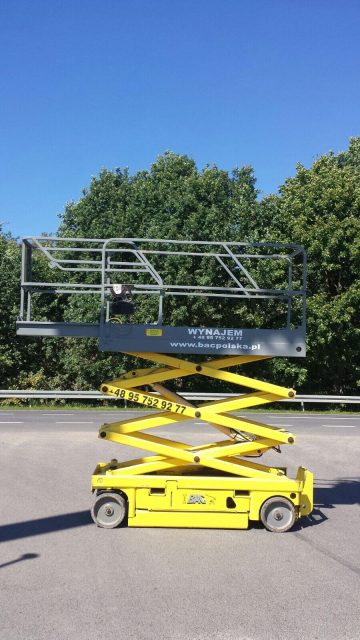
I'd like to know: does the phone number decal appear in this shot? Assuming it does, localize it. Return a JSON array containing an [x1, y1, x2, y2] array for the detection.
[[101, 385, 187, 414]]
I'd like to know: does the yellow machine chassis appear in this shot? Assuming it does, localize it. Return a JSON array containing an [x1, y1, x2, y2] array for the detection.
[[92, 353, 313, 531]]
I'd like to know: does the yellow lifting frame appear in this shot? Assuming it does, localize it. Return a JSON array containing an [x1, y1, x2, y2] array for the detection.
[[92, 352, 313, 531]]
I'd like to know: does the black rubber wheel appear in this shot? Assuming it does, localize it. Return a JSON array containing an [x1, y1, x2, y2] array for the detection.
[[91, 492, 127, 529], [260, 496, 296, 532]]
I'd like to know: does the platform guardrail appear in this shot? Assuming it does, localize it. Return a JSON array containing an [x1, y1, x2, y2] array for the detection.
[[17, 237, 307, 357]]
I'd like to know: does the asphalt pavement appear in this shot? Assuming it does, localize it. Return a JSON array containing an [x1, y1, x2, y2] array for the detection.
[[0, 410, 359, 640]]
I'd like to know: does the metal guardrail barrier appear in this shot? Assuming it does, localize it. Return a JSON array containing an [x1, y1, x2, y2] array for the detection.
[[0, 390, 359, 406]]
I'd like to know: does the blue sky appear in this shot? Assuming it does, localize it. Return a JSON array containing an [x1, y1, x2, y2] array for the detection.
[[1, 0, 359, 237]]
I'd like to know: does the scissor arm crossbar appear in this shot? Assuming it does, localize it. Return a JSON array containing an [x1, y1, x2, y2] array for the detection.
[[99, 353, 296, 480]]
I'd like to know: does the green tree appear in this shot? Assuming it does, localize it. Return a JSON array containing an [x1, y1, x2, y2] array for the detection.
[[0, 229, 46, 390], [258, 137, 360, 392], [2, 141, 359, 396], [56, 152, 259, 390]]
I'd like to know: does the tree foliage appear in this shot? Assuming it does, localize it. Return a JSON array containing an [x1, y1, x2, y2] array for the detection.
[[257, 137, 360, 391], [1, 140, 359, 395]]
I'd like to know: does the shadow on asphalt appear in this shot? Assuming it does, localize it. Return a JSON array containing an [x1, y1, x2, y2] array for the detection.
[[0, 478, 358, 541], [314, 477, 360, 507], [294, 477, 360, 530], [0, 511, 92, 543], [0, 552, 40, 569]]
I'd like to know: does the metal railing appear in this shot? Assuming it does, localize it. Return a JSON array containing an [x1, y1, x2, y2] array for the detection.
[[0, 390, 359, 408], [19, 236, 307, 331]]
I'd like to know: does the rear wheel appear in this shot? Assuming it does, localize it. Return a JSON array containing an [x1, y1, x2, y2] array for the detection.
[[91, 492, 127, 528], [260, 497, 296, 532]]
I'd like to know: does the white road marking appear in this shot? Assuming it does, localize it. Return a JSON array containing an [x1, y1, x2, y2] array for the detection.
[[273, 416, 359, 420], [44, 413, 75, 416], [268, 423, 293, 427], [323, 425, 356, 428], [55, 421, 94, 424], [0, 421, 24, 424]]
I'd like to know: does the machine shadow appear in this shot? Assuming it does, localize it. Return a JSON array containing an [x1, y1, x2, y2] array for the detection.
[[0, 510, 92, 543], [293, 477, 360, 530], [314, 478, 360, 507]]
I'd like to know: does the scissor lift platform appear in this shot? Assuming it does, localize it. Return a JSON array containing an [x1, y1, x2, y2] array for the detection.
[[17, 237, 312, 532]]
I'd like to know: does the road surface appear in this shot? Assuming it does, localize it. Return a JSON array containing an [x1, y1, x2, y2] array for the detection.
[[1, 410, 359, 640]]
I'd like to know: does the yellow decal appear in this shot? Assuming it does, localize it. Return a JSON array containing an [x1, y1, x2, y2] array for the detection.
[[146, 328, 163, 336]]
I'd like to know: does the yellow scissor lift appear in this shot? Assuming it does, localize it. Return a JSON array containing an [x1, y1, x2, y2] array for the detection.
[[93, 352, 312, 532], [17, 236, 313, 532]]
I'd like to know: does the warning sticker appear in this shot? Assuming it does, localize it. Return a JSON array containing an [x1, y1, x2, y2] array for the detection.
[[145, 328, 163, 337]]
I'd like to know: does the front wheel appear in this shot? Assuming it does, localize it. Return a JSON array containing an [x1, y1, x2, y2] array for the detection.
[[260, 497, 296, 532], [91, 492, 127, 529]]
